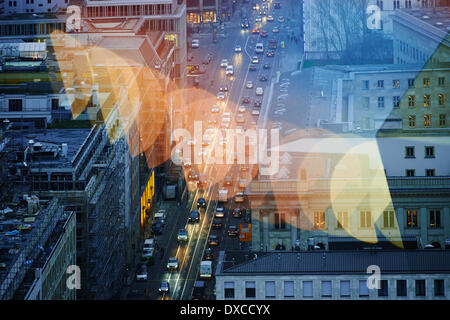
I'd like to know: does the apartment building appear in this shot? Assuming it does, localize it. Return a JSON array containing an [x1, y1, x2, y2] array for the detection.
[[1, 0, 69, 15], [215, 250, 450, 300]]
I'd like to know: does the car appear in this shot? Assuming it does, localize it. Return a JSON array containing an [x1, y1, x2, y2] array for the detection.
[[234, 45, 242, 52], [208, 234, 219, 246], [254, 100, 262, 107], [256, 87, 264, 96], [224, 175, 233, 185], [211, 105, 220, 113], [274, 1, 281, 9], [252, 27, 260, 34], [233, 208, 243, 218], [241, 19, 250, 28], [220, 85, 229, 92], [272, 26, 280, 33], [207, 119, 217, 126], [242, 96, 251, 104], [235, 192, 245, 202], [136, 265, 148, 281], [215, 203, 225, 217], [189, 210, 200, 223], [241, 164, 249, 171], [191, 39, 199, 48], [197, 173, 207, 189], [267, 15, 274, 21], [204, 247, 214, 260], [252, 109, 260, 116], [255, 43, 264, 53], [142, 238, 154, 258], [152, 221, 163, 235], [248, 64, 257, 71], [259, 74, 268, 81], [246, 80, 253, 89], [188, 170, 198, 180], [266, 50, 275, 57], [220, 59, 228, 68], [212, 219, 223, 229], [159, 281, 170, 293], [263, 63, 271, 69], [253, 3, 259, 10], [252, 56, 259, 64], [260, 30, 268, 37], [226, 65, 234, 75], [261, 10, 268, 16], [255, 16, 262, 22], [228, 225, 239, 236], [217, 92, 226, 100], [197, 197, 207, 209], [277, 16, 285, 23], [167, 257, 179, 270], [177, 228, 188, 242], [236, 115, 245, 123]]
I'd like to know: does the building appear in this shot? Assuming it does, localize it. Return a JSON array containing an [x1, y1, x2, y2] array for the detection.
[[215, 250, 450, 300], [1, 0, 69, 16], [245, 135, 450, 252], [0, 196, 76, 300]]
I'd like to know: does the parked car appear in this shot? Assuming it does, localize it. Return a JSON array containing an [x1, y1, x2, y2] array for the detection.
[[136, 265, 148, 281]]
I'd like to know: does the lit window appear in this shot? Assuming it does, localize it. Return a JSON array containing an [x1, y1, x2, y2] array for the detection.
[[438, 94, 446, 105], [408, 115, 416, 128], [408, 95, 415, 107], [424, 95, 431, 107], [406, 209, 418, 228], [429, 209, 441, 228], [314, 211, 325, 230], [424, 114, 431, 127], [423, 78, 430, 88]]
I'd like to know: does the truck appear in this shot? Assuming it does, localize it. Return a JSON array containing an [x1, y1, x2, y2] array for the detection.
[[192, 281, 206, 300], [219, 189, 228, 202], [164, 184, 176, 200], [199, 261, 212, 279]]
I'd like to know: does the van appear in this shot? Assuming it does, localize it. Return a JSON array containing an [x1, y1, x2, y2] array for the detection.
[[154, 209, 167, 224], [255, 43, 264, 53]]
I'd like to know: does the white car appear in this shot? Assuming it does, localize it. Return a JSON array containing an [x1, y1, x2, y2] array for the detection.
[[167, 257, 179, 270], [226, 65, 234, 75], [267, 15, 274, 21], [234, 45, 242, 52], [246, 81, 253, 89], [252, 109, 260, 116], [252, 56, 259, 64], [142, 238, 154, 258], [256, 87, 264, 95], [211, 105, 220, 113], [255, 16, 262, 22], [238, 105, 246, 113], [177, 228, 188, 242], [220, 59, 228, 68], [217, 92, 226, 100], [191, 39, 199, 48]]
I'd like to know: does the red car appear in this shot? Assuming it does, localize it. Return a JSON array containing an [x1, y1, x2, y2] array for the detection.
[[266, 50, 275, 57]]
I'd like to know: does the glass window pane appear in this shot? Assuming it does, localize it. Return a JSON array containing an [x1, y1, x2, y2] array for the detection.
[[284, 281, 294, 297], [340, 280, 351, 297], [303, 281, 313, 297]]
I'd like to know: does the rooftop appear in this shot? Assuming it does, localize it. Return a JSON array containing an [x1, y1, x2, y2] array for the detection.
[[218, 250, 450, 275]]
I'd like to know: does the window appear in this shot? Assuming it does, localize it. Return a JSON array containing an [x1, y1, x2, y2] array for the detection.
[[408, 115, 416, 128], [425, 146, 435, 158], [359, 280, 369, 297], [426, 169, 435, 177], [245, 281, 256, 298], [377, 0, 383, 10], [439, 114, 446, 127], [51, 98, 59, 110], [392, 79, 400, 88], [303, 281, 313, 298], [337, 211, 348, 229], [423, 78, 430, 88], [360, 211, 371, 228], [378, 280, 388, 297], [321, 281, 332, 297], [362, 97, 370, 109], [406, 169, 415, 177], [265, 281, 276, 298], [408, 78, 415, 87], [424, 114, 431, 127], [393, 0, 400, 9], [406, 209, 418, 228], [438, 77, 445, 86], [340, 280, 351, 297], [405, 0, 412, 8], [377, 80, 384, 88], [314, 211, 325, 230], [284, 281, 294, 298], [378, 97, 385, 109], [393, 96, 400, 108], [408, 95, 415, 107], [405, 146, 415, 158], [362, 80, 369, 90], [8, 99, 23, 112], [434, 280, 445, 297], [224, 282, 235, 298], [438, 94, 446, 106], [397, 280, 407, 297], [423, 95, 431, 107], [383, 210, 395, 228], [429, 209, 441, 228], [274, 213, 286, 230], [415, 280, 425, 297]]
